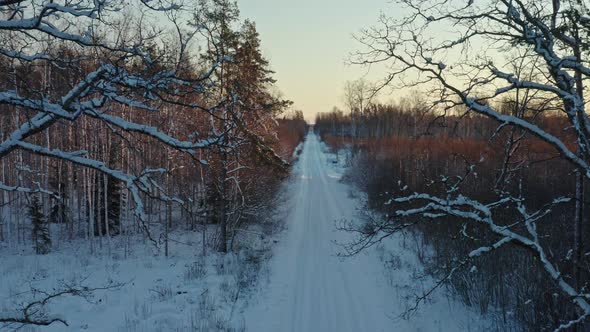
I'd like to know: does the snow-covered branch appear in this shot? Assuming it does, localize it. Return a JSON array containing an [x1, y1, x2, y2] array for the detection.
[[0, 282, 124, 328]]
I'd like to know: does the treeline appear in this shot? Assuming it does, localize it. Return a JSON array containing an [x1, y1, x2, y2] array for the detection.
[[315, 100, 587, 331], [316, 99, 570, 141], [0, 0, 307, 255], [276, 110, 308, 157]]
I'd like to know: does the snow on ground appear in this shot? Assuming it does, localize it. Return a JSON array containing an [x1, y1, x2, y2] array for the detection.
[[243, 131, 490, 331], [0, 226, 266, 332], [1, 132, 490, 332]]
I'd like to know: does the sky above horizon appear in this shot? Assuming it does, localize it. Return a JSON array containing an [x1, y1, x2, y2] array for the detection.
[[239, 0, 390, 122]]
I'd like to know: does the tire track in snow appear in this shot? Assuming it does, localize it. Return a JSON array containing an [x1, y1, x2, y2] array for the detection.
[[244, 131, 393, 332]]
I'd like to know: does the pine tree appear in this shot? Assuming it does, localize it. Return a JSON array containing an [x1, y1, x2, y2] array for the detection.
[[29, 194, 51, 255]]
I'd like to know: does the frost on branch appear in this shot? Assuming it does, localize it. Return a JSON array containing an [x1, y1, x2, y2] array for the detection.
[[0, 0, 291, 247], [349, 0, 590, 329]]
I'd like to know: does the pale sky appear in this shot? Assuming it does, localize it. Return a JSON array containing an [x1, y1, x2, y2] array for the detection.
[[239, 0, 390, 122]]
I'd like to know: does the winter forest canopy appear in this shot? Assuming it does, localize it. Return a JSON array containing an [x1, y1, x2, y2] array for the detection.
[[2, 0, 590, 331]]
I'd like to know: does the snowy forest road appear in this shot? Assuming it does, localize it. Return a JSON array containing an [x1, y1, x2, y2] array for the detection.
[[243, 131, 394, 332]]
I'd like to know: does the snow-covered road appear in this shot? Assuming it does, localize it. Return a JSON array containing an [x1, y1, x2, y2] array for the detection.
[[243, 131, 487, 332], [244, 131, 395, 332]]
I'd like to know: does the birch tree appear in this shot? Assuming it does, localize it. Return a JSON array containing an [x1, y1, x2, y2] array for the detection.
[[0, 0, 290, 327], [0, 0, 236, 244]]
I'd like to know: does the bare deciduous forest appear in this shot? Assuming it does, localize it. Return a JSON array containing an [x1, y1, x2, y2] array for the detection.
[[314, 0, 590, 330]]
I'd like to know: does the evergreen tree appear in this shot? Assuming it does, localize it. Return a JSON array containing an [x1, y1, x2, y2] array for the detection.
[[29, 194, 51, 254], [48, 162, 69, 225]]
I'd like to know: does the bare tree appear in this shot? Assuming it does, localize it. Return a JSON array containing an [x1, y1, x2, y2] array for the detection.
[[343, 78, 375, 138], [0, 0, 240, 244], [351, 0, 590, 329], [0, 0, 293, 326]]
